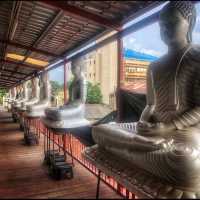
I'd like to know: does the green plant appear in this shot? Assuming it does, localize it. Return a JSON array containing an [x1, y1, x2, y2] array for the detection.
[[0, 88, 7, 104], [86, 82, 102, 104], [50, 80, 63, 96]]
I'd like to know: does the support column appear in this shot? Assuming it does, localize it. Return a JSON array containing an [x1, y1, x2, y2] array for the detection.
[[64, 59, 68, 104], [116, 32, 124, 122]]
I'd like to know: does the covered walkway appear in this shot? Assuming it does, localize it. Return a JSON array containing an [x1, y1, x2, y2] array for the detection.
[[0, 108, 120, 199]]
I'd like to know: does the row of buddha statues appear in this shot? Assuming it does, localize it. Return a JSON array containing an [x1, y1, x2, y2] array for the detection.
[[6, 57, 90, 131], [5, 0, 200, 194]]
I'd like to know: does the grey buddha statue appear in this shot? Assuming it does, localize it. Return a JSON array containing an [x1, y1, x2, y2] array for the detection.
[[20, 77, 40, 112], [7, 87, 16, 104], [14, 82, 29, 109], [12, 86, 22, 104], [42, 57, 89, 130], [92, 1, 200, 189], [26, 72, 51, 117], [11, 85, 25, 122], [5, 88, 16, 110]]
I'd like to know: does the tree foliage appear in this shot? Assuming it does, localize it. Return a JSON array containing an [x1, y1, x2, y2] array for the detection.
[[50, 80, 63, 96], [0, 88, 7, 104], [86, 82, 102, 104], [50, 80, 103, 104]]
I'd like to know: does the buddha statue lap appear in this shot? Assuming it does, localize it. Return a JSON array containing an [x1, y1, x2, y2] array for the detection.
[[42, 58, 90, 130], [26, 72, 51, 118], [92, 1, 200, 189]]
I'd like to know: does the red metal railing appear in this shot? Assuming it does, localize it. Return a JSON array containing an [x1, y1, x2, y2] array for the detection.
[[26, 117, 135, 199]]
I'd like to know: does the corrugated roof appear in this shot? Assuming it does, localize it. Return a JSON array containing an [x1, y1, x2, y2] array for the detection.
[[124, 48, 158, 62]]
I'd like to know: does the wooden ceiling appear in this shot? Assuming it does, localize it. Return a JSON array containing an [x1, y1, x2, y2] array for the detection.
[[0, 1, 162, 88]]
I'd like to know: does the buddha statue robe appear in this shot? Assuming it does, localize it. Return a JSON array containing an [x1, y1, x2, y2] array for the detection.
[[92, 45, 200, 189]]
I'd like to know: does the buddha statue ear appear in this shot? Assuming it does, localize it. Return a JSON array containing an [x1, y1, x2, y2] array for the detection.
[[187, 18, 193, 43], [187, 10, 196, 43]]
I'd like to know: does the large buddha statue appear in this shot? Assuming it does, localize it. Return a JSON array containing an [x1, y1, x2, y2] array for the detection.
[[42, 57, 89, 130], [92, 1, 200, 189], [20, 77, 40, 111], [26, 72, 51, 117]]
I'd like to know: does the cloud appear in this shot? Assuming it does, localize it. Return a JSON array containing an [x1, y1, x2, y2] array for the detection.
[[129, 38, 136, 43], [193, 31, 200, 44], [140, 48, 162, 57]]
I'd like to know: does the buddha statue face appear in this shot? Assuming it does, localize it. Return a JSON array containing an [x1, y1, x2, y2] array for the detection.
[[160, 7, 189, 48], [159, 1, 196, 49]]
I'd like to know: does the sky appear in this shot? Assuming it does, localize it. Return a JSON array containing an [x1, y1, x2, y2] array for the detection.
[[50, 2, 200, 84], [123, 2, 200, 57]]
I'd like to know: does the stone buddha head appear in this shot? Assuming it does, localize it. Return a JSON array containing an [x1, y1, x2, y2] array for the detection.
[[159, 1, 196, 49]]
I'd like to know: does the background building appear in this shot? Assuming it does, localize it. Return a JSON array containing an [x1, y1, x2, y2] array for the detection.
[[122, 48, 158, 93]]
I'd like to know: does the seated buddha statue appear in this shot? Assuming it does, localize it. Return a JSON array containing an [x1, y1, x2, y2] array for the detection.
[[42, 57, 89, 130], [20, 77, 40, 111], [14, 82, 29, 109], [92, 1, 200, 189], [13, 86, 22, 104], [6, 87, 16, 104], [26, 72, 51, 117]]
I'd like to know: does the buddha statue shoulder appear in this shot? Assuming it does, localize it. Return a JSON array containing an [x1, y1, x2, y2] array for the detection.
[[92, 1, 200, 189], [43, 57, 89, 129]]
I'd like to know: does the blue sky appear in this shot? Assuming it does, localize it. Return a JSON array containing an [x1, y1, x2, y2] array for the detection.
[[50, 2, 200, 84], [123, 2, 200, 57]]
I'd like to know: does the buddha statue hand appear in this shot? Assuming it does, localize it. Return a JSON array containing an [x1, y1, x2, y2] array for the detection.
[[137, 121, 176, 137]]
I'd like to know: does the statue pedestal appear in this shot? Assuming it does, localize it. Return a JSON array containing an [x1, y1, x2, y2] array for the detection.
[[41, 124, 74, 180], [83, 145, 200, 199], [23, 114, 41, 146]]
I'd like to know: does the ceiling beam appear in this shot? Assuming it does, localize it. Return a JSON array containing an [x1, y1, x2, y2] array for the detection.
[[0, 80, 12, 85], [9, 8, 63, 78], [0, 83, 11, 88], [0, 77, 16, 83], [41, 1, 121, 31], [1, 2, 22, 69], [1, 68, 27, 76], [0, 74, 21, 80], [0, 80, 14, 85], [0, 39, 58, 58], [0, 59, 44, 70]]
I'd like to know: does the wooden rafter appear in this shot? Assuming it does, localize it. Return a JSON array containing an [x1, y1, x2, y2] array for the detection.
[[0, 59, 44, 70], [41, 0, 121, 31], [0, 39, 57, 57]]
